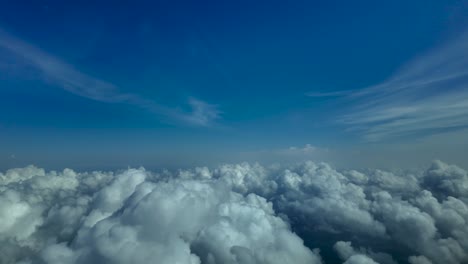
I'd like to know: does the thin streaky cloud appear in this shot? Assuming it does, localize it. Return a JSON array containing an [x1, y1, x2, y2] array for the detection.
[[305, 90, 351, 97], [179, 98, 222, 126], [0, 29, 125, 103], [0, 29, 220, 126], [340, 31, 468, 141]]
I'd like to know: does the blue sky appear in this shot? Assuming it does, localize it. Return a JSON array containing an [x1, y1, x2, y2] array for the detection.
[[1, 0, 467, 169]]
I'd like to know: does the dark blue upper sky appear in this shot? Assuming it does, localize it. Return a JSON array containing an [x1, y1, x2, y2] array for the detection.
[[1, 0, 467, 169]]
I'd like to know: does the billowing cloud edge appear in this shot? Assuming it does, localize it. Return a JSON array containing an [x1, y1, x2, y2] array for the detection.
[[1, 160, 468, 264]]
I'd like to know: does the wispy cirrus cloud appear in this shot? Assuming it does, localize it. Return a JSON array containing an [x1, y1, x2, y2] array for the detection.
[[340, 31, 468, 141], [305, 90, 351, 97], [0, 28, 220, 126], [180, 98, 222, 126]]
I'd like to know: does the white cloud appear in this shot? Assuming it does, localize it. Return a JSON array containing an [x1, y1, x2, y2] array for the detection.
[[344, 255, 380, 264], [1, 160, 468, 264], [0, 164, 321, 264], [237, 144, 333, 166], [422, 160, 468, 200], [333, 241, 389, 264]]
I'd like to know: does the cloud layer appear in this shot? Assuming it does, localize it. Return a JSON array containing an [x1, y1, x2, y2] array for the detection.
[[1, 160, 468, 264]]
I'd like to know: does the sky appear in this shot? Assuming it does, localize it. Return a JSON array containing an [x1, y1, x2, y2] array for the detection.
[[2, 2, 468, 264], [1, 0, 468, 170]]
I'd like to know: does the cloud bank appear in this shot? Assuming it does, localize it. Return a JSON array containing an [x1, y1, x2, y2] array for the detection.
[[1, 160, 468, 264]]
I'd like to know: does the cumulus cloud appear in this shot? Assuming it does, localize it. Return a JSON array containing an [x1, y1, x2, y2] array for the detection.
[[1, 160, 468, 264], [0, 165, 319, 264], [333, 241, 395, 264]]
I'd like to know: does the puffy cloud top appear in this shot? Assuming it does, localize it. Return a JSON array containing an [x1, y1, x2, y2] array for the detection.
[[0, 160, 467, 264]]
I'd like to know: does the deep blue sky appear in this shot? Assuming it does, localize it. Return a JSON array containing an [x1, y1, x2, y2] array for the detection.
[[1, 0, 467, 169]]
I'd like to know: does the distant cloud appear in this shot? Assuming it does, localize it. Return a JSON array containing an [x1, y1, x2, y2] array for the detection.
[[340, 31, 468, 141], [237, 144, 332, 165], [271, 144, 320, 155], [0, 28, 220, 126]]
